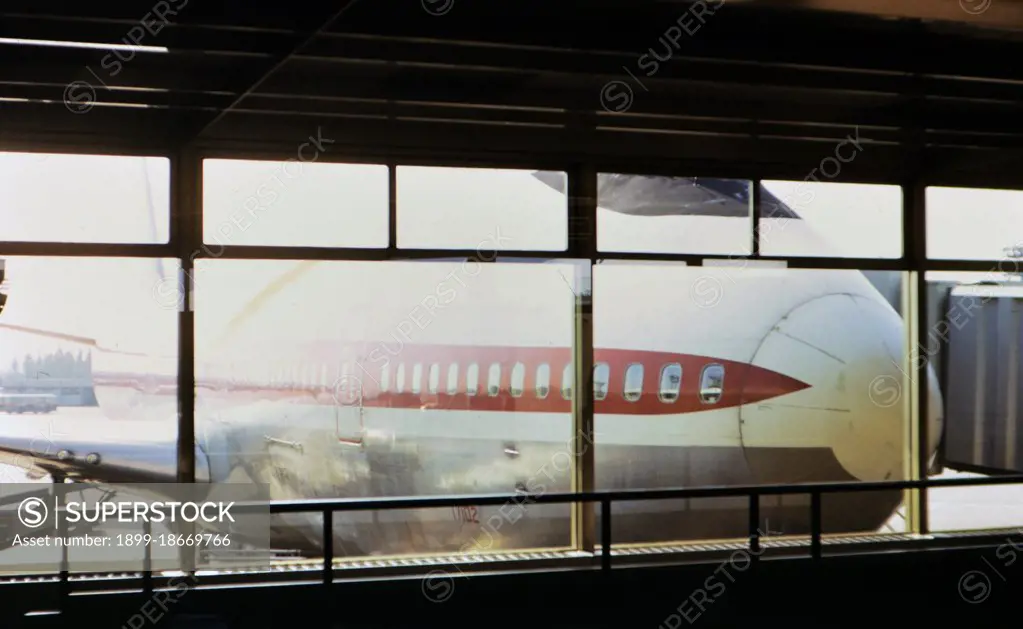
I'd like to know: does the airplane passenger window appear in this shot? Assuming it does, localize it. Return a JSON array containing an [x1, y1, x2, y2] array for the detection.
[[380, 363, 390, 393], [594, 363, 610, 401], [412, 363, 423, 395], [659, 363, 682, 403], [510, 362, 525, 397], [428, 363, 440, 394], [396, 363, 406, 394], [623, 363, 644, 402], [536, 363, 550, 399], [488, 363, 502, 397], [466, 363, 479, 396], [561, 363, 573, 400], [446, 364, 459, 395], [699, 364, 725, 404]]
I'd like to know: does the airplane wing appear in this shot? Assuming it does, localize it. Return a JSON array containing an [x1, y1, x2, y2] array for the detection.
[[0, 415, 188, 484], [0, 322, 190, 484], [531, 171, 801, 219]]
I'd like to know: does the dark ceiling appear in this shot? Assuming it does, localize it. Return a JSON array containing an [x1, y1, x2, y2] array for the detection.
[[4, 0, 1023, 185]]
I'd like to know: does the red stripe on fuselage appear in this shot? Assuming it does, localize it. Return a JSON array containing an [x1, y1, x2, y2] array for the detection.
[[95, 346, 811, 415]]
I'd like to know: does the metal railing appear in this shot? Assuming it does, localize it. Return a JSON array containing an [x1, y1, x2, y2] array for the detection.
[[9, 473, 1023, 606], [250, 473, 1023, 584]]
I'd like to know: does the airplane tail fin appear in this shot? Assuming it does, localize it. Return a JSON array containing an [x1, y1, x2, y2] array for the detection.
[[141, 158, 172, 292]]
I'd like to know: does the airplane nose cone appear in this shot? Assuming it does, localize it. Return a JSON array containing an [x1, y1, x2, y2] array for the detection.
[[740, 293, 906, 483]]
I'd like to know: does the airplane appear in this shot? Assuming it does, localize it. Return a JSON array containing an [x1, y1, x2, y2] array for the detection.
[[0, 167, 946, 561]]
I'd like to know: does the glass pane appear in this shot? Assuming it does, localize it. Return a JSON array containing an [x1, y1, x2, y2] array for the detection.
[[0, 153, 169, 243], [411, 363, 423, 395], [699, 364, 725, 404], [396, 166, 567, 250], [925, 271, 1023, 533], [659, 363, 682, 403], [428, 363, 440, 394], [192, 259, 580, 563], [624, 363, 644, 402], [927, 186, 1023, 261], [594, 263, 911, 544], [466, 363, 479, 396], [487, 363, 501, 397], [446, 363, 459, 395], [561, 363, 573, 400], [536, 363, 551, 399], [202, 159, 388, 248], [759, 181, 902, 258], [0, 257, 179, 572], [595, 174, 752, 255], [594, 363, 610, 401], [510, 362, 525, 397]]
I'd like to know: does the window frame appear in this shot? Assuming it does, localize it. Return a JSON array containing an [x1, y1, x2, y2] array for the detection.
[[487, 363, 502, 397], [699, 363, 725, 405], [623, 362, 644, 403], [593, 362, 610, 401], [536, 363, 551, 399], [659, 363, 682, 404]]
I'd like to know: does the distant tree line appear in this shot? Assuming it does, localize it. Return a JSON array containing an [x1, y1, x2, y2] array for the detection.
[[5, 349, 93, 379], [1, 349, 97, 405]]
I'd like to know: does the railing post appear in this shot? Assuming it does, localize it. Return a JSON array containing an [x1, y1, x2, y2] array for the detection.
[[748, 493, 760, 562], [600, 498, 611, 573], [49, 479, 69, 611], [323, 509, 334, 586], [143, 518, 153, 596], [810, 491, 822, 561]]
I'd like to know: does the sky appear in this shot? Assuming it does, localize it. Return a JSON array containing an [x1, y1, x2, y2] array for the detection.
[[0, 152, 1020, 365]]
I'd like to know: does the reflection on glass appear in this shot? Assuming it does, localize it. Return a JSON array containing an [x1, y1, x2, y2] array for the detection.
[[925, 271, 1023, 532], [623, 364, 644, 402], [536, 363, 550, 399], [487, 363, 501, 397], [594, 363, 610, 401], [659, 363, 682, 403], [0, 153, 170, 244], [396, 166, 568, 250], [759, 181, 902, 258], [595, 174, 752, 255], [202, 159, 388, 248], [466, 363, 479, 396], [411, 363, 423, 395], [0, 257, 180, 573], [428, 363, 440, 394], [192, 260, 580, 561], [593, 263, 911, 542], [927, 187, 1023, 261], [510, 362, 525, 397], [446, 364, 458, 395], [699, 364, 725, 404]]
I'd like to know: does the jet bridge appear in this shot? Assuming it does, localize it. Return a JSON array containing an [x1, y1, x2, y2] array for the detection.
[[940, 283, 1023, 473]]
